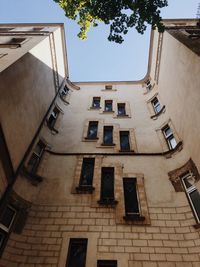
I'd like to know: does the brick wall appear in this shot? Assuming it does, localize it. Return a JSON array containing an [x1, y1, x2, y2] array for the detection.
[[0, 203, 200, 267]]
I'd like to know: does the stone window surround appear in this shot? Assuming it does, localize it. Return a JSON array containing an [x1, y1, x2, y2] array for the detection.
[[115, 173, 150, 225], [143, 77, 155, 95], [155, 119, 182, 157], [101, 84, 117, 91], [113, 101, 131, 119], [71, 155, 103, 194], [82, 119, 137, 152], [46, 103, 64, 134], [168, 158, 200, 226], [88, 96, 104, 110], [146, 92, 166, 120]]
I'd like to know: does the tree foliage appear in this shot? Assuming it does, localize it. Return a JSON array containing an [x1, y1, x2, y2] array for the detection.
[[54, 0, 168, 43]]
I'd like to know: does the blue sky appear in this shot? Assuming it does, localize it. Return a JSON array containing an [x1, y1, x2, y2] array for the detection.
[[0, 0, 199, 81]]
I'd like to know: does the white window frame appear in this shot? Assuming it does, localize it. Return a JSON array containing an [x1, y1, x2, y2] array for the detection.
[[151, 97, 161, 114], [181, 171, 200, 223], [162, 125, 177, 150]]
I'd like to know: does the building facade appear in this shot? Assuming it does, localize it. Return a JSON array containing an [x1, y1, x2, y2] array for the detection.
[[0, 20, 200, 267]]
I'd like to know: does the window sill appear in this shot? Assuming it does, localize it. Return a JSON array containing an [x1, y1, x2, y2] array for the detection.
[[119, 149, 134, 153], [90, 107, 101, 110], [123, 214, 145, 222], [85, 137, 99, 141], [150, 105, 166, 119], [21, 167, 43, 186], [193, 223, 200, 229], [46, 122, 59, 134], [117, 114, 129, 117], [103, 111, 114, 113], [76, 186, 95, 194], [98, 199, 118, 207], [163, 141, 183, 158], [101, 143, 116, 147]]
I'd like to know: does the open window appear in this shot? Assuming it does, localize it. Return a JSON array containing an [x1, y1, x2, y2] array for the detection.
[[92, 97, 101, 109], [181, 172, 200, 223], [66, 239, 88, 267], [47, 106, 60, 133], [76, 158, 95, 193], [0, 205, 16, 253]]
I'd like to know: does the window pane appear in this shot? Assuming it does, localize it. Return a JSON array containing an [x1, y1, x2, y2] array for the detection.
[[103, 126, 113, 144], [120, 132, 130, 151], [163, 126, 172, 138], [97, 260, 117, 267], [183, 174, 195, 189], [118, 104, 126, 115], [123, 178, 139, 215], [92, 97, 100, 108], [101, 168, 114, 201], [27, 153, 40, 173], [190, 190, 200, 220], [0, 229, 6, 249], [80, 158, 95, 186], [87, 122, 98, 138], [0, 206, 16, 229], [66, 239, 87, 267], [152, 98, 161, 113], [169, 136, 177, 149], [105, 101, 112, 112]]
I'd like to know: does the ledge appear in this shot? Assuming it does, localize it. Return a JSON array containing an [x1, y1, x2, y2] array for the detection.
[[21, 167, 43, 186], [123, 214, 145, 222], [76, 186, 95, 194], [163, 141, 183, 158], [101, 143, 116, 147], [119, 150, 134, 153], [98, 199, 118, 207], [150, 105, 166, 119], [89, 106, 101, 110], [103, 111, 114, 113], [85, 137, 99, 141], [117, 114, 129, 117], [193, 223, 200, 229], [59, 94, 70, 105]]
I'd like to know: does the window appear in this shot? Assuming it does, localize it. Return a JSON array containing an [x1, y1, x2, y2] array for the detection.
[[104, 100, 113, 112], [27, 140, 45, 175], [151, 97, 161, 114], [76, 158, 95, 192], [162, 125, 177, 150], [105, 85, 112, 90], [103, 126, 113, 145], [66, 239, 87, 267], [92, 97, 101, 109], [60, 86, 69, 97], [97, 260, 117, 267], [123, 178, 145, 221], [47, 106, 60, 130], [99, 167, 116, 205], [0, 205, 16, 252], [185, 29, 200, 39], [146, 79, 152, 91], [117, 103, 126, 116], [87, 121, 98, 139], [120, 131, 130, 151], [181, 172, 200, 223]]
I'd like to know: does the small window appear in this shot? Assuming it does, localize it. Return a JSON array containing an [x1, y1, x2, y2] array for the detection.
[[151, 97, 161, 114], [117, 103, 126, 116], [0, 205, 16, 232], [120, 131, 130, 151], [99, 167, 115, 204], [181, 172, 200, 222], [48, 106, 60, 129], [104, 100, 113, 112], [27, 140, 45, 174], [87, 121, 98, 139], [0, 205, 16, 252], [103, 126, 113, 145], [123, 178, 140, 219], [66, 238, 87, 267], [146, 80, 152, 91], [97, 260, 117, 267], [92, 97, 101, 109], [60, 86, 69, 97], [77, 158, 95, 192], [162, 125, 177, 150], [105, 85, 112, 90]]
